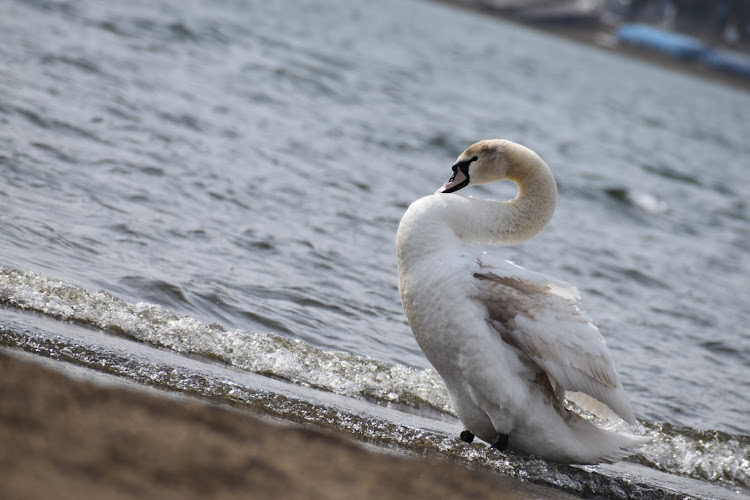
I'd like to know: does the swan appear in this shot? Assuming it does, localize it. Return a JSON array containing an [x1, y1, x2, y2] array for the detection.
[[396, 139, 648, 464]]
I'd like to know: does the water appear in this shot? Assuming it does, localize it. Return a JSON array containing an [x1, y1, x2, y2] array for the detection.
[[1, 0, 748, 497]]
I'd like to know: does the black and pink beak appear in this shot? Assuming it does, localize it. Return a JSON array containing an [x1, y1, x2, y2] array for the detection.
[[437, 156, 478, 194]]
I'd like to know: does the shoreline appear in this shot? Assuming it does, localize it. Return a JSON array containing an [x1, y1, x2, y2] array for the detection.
[[434, 0, 750, 93], [0, 350, 575, 499]]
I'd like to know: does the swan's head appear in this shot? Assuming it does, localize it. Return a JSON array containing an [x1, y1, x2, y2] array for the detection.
[[437, 139, 516, 194]]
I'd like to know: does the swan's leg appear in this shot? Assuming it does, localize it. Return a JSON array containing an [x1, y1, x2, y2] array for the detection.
[[459, 430, 475, 443], [491, 433, 509, 451]]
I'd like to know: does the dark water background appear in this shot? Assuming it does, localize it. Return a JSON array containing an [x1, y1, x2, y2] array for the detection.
[[1, 0, 749, 498]]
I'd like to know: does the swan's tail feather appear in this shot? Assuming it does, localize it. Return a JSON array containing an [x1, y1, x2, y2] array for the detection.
[[510, 409, 650, 464], [567, 417, 651, 464]]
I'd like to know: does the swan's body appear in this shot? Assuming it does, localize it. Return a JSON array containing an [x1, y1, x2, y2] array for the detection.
[[396, 140, 647, 464]]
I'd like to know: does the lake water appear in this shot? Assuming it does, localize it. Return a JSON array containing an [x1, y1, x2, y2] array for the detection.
[[1, 0, 748, 498]]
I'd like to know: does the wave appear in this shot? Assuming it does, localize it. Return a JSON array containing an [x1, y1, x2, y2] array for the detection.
[[638, 422, 749, 489], [603, 187, 670, 215], [0, 267, 452, 413], [0, 266, 747, 495]]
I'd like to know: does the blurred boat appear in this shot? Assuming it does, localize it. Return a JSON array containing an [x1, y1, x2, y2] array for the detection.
[[616, 23, 708, 60], [479, 0, 604, 23], [701, 48, 750, 78], [517, 0, 604, 23]]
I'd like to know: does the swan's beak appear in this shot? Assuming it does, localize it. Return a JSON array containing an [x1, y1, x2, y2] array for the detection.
[[437, 164, 470, 194]]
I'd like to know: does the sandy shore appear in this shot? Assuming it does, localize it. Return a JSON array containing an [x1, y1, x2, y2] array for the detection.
[[0, 350, 575, 499]]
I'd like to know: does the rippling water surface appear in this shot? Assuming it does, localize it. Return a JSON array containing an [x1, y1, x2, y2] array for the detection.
[[1, 0, 749, 498]]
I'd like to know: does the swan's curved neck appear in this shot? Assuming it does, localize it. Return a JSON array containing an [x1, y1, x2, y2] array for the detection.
[[448, 155, 557, 246], [396, 150, 558, 267]]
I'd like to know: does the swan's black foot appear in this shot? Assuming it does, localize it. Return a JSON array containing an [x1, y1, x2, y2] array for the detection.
[[491, 433, 509, 451], [459, 430, 475, 443]]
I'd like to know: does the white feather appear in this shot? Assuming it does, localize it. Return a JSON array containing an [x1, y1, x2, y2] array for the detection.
[[472, 258, 637, 425]]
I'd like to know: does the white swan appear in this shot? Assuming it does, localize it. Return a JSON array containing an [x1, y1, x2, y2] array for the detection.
[[396, 139, 648, 464]]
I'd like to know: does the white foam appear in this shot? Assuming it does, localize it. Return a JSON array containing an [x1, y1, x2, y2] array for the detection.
[[0, 267, 453, 413]]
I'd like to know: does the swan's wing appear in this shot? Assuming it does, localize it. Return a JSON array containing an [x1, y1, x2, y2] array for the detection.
[[473, 259, 637, 425]]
